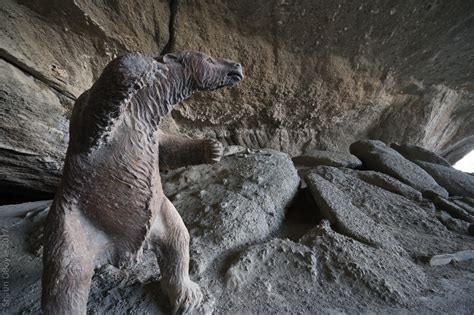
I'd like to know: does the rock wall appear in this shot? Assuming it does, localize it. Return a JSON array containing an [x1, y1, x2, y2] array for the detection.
[[1, 0, 171, 199], [1, 0, 473, 198], [170, 0, 473, 157]]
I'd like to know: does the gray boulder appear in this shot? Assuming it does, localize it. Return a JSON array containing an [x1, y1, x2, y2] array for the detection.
[[162, 149, 300, 274], [391, 143, 451, 167], [451, 198, 474, 216], [432, 196, 474, 223], [292, 150, 362, 168], [435, 211, 471, 235], [350, 140, 448, 197], [305, 168, 405, 255], [414, 160, 474, 198], [305, 165, 462, 258], [353, 170, 423, 201]]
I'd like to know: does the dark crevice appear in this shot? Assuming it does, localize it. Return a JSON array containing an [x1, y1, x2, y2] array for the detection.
[[0, 185, 55, 205], [274, 188, 322, 241], [0, 53, 76, 101], [161, 0, 178, 56]]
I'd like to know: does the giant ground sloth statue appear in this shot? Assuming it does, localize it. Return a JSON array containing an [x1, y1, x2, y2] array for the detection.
[[41, 51, 244, 314]]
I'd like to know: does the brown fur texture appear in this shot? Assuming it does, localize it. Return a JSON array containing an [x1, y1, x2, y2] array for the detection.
[[41, 51, 243, 314]]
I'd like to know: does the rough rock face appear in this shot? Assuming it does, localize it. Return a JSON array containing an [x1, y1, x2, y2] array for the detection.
[[1, 0, 170, 97], [1, 0, 474, 198], [292, 149, 362, 168], [350, 140, 449, 197], [391, 143, 451, 166], [414, 160, 474, 198], [2, 148, 474, 314], [305, 169, 405, 255], [161, 149, 300, 274], [352, 170, 423, 202], [0, 59, 70, 200], [170, 0, 474, 158]]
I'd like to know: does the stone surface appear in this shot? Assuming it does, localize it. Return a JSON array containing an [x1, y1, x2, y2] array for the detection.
[[162, 149, 300, 274], [224, 221, 425, 312], [429, 250, 474, 266], [353, 170, 423, 201], [350, 140, 449, 197], [432, 196, 474, 224], [292, 149, 362, 168], [170, 0, 474, 158], [391, 143, 451, 166], [303, 165, 469, 258], [435, 210, 470, 235], [300, 221, 428, 305], [0, 59, 71, 200], [452, 198, 474, 216], [414, 160, 474, 198], [305, 169, 405, 255], [2, 0, 474, 197], [0, 0, 170, 98], [0, 200, 52, 218]]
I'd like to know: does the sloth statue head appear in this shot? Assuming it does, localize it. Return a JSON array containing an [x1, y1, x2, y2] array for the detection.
[[159, 51, 244, 90]]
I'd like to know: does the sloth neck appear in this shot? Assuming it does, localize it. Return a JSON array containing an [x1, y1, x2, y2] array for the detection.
[[127, 62, 194, 132], [160, 63, 194, 108]]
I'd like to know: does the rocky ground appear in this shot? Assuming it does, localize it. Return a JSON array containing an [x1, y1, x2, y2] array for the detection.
[[1, 141, 473, 314]]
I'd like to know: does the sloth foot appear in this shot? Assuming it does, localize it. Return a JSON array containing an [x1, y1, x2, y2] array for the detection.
[[205, 139, 224, 164], [166, 279, 203, 314]]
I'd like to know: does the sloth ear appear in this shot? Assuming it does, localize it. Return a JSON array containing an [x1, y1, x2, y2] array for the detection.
[[161, 53, 182, 64]]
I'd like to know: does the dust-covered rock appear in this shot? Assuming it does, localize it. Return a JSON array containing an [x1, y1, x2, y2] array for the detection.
[[305, 169, 405, 254], [391, 143, 451, 167], [432, 196, 474, 223], [414, 160, 474, 198], [435, 210, 471, 235], [222, 220, 428, 313], [451, 197, 474, 216], [429, 250, 474, 266], [353, 170, 423, 201], [162, 149, 300, 274], [301, 221, 428, 305], [305, 165, 467, 258], [292, 149, 362, 168], [350, 140, 448, 197]]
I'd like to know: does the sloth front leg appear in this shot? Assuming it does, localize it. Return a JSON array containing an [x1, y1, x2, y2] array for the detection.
[[151, 197, 203, 314], [158, 131, 224, 170]]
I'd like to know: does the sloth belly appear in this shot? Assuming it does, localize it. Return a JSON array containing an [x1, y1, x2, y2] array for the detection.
[[70, 141, 163, 246]]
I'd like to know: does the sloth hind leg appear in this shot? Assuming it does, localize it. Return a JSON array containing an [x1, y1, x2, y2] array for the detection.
[[150, 197, 203, 314], [41, 207, 99, 315]]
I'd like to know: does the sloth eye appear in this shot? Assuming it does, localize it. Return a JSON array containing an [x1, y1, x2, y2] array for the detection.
[[207, 57, 215, 65]]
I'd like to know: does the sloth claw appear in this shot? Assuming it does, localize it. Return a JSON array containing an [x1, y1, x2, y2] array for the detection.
[[206, 139, 224, 164], [171, 280, 203, 315]]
